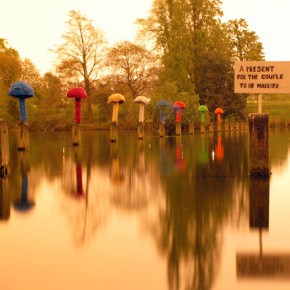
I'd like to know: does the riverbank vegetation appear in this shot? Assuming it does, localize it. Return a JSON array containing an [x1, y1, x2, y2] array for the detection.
[[0, 0, 268, 131]]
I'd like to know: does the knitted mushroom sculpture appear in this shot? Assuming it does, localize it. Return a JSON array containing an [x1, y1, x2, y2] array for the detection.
[[8, 81, 34, 122], [67, 87, 87, 124]]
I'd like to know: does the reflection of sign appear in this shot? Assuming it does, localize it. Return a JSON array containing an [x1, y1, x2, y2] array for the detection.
[[234, 61, 290, 93], [237, 254, 290, 279]]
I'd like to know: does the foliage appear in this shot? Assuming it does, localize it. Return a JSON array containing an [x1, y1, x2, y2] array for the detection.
[[226, 19, 264, 61]]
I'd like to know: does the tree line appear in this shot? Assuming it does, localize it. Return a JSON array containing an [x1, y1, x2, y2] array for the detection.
[[0, 0, 264, 130]]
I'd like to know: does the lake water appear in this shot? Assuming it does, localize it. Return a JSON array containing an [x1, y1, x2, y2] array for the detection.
[[1, 128, 290, 290]]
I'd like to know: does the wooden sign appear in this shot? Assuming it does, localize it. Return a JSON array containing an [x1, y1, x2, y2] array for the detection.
[[234, 61, 290, 93]]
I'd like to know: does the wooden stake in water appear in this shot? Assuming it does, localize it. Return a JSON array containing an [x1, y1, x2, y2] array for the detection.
[[176, 122, 181, 136], [110, 122, 118, 143], [189, 123, 194, 135], [258, 94, 263, 113], [17, 121, 29, 151], [0, 119, 9, 176], [249, 113, 270, 177], [72, 124, 81, 146], [159, 122, 165, 137], [137, 122, 144, 139], [0, 177, 10, 220]]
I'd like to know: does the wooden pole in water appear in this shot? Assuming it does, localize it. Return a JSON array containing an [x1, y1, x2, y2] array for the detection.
[[249, 113, 270, 177], [176, 122, 181, 136], [110, 122, 118, 143], [159, 122, 165, 137], [17, 121, 29, 151], [189, 122, 194, 135], [209, 122, 214, 133], [72, 124, 81, 146], [200, 123, 205, 134], [0, 177, 10, 220], [0, 119, 9, 176], [137, 122, 144, 139], [258, 94, 263, 114]]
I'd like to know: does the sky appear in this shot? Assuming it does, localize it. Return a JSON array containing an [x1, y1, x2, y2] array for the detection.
[[0, 0, 290, 75]]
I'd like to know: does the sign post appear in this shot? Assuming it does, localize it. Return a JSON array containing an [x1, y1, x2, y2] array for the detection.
[[235, 61, 290, 177]]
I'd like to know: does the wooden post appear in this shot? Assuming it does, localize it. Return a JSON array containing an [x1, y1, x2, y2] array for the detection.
[[189, 123, 194, 135], [159, 122, 165, 137], [176, 122, 181, 136], [224, 120, 229, 132], [72, 124, 81, 146], [0, 177, 10, 220], [249, 113, 270, 177], [110, 122, 118, 143], [258, 94, 263, 114], [0, 119, 9, 177], [137, 122, 144, 139], [209, 122, 214, 133], [17, 121, 29, 151]]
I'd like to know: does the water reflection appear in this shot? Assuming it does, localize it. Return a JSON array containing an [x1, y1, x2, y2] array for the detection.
[[2, 130, 290, 290], [14, 151, 35, 212], [237, 177, 290, 280]]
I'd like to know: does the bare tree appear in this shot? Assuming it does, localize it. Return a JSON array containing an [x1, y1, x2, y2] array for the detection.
[[107, 41, 159, 99], [54, 10, 107, 120]]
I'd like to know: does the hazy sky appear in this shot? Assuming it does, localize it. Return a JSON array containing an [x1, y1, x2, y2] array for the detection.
[[0, 0, 289, 74]]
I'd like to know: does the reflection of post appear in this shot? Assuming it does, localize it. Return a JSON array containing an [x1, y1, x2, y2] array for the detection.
[[0, 119, 9, 176], [235, 178, 288, 280], [17, 121, 29, 151], [73, 147, 84, 198], [137, 140, 145, 173], [110, 143, 123, 183], [250, 177, 269, 257], [0, 177, 10, 220], [249, 113, 270, 177], [14, 151, 35, 212], [250, 178, 269, 230], [214, 134, 224, 161]]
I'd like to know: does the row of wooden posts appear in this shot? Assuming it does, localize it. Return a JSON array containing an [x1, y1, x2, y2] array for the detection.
[[0, 113, 270, 180]]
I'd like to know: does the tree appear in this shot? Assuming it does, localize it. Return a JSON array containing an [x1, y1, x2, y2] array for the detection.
[[0, 38, 19, 58], [0, 52, 22, 88], [54, 10, 107, 121], [226, 18, 264, 61], [137, 0, 264, 119], [107, 41, 159, 99]]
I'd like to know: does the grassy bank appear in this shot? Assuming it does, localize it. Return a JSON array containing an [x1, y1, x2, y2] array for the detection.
[[245, 94, 290, 124]]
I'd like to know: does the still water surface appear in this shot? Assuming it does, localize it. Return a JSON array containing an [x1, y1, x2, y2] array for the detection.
[[1, 128, 290, 290]]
